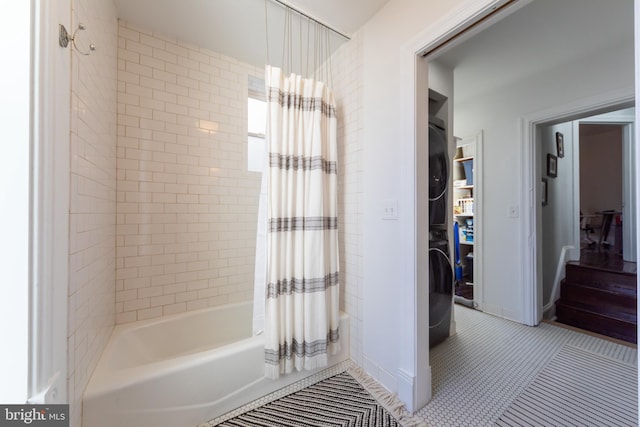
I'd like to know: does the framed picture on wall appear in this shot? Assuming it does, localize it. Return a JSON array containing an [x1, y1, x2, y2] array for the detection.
[[547, 154, 558, 178], [541, 178, 548, 206], [556, 132, 565, 158]]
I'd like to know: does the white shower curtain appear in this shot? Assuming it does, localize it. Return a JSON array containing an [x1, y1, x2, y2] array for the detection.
[[257, 65, 340, 379]]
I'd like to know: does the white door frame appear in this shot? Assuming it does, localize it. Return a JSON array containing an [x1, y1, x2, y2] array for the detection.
[[399, 0, 528, 411], [623, 123, 637, 261], [578, 110, 636, 261], [519, 89, 634, 325], [635, 0, 640, 353]]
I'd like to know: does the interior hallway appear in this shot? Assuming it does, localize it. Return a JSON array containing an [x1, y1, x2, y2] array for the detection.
[[420, 305, 637, 426]]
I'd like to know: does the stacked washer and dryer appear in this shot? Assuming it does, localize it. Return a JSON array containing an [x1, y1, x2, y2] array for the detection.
[[428, 91, 453, 348]]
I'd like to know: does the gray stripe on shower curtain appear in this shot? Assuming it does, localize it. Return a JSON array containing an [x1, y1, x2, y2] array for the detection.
[[269, 153, 338, 173], [268, 216, 338, 232], [266, 86, 337, 117], [266, 272, 340, 297]]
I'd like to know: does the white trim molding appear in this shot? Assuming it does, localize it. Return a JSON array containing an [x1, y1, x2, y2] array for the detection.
[[634, 0, 640, 354], [29, 0, 71, 404]]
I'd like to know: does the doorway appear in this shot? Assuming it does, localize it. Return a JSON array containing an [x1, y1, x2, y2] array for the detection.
[[404, 0, 637, 412], [537, 107, 636, 307], [422, 0, 635, 325], [579, 109, 637, 263]]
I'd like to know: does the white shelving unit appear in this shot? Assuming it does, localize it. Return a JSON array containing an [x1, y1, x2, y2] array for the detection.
[[452, 131, 483, 309]]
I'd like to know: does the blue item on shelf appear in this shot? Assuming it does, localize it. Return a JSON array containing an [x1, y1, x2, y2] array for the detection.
[[462, 159, 474, 186]]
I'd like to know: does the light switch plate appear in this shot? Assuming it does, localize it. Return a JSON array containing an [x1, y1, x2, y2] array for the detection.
[[382, 199, 399, 220]]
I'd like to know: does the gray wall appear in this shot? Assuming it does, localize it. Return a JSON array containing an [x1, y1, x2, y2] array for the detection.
[[540, 122, 575, 307]]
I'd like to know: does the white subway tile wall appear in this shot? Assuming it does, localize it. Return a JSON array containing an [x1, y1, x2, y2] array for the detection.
[[115, 21, 263, 324], [69, 1, 118, 426], [332, 31, 364, 366]]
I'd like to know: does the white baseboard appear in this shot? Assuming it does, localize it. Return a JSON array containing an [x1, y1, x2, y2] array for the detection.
[[361, 355, 398, 393], [397, 368, 415, 412], [362, 355, 433, 413]]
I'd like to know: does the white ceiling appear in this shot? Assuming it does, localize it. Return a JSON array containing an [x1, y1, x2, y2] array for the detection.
[[114, 0, 633, 91], [435, 0, 634, 104], [114, 0, 390, 70]]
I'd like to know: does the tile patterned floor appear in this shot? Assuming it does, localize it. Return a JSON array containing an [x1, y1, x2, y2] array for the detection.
[[417, 305, 637, 426], [496, 344, 637, 426], [205, 305, 635, 427]]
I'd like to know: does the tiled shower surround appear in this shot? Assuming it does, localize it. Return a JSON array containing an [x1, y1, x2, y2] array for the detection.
[[69, 1, 118, 425], [115, 21, 263, 323], [62, 11, 362, 425]]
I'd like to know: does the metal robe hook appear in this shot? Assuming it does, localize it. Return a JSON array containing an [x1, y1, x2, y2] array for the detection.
[[59, 23, 96, 55]]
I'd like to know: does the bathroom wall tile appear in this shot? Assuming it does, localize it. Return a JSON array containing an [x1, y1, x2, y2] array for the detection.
[[187, 299, 209, 312], [116, 289, 138, 302], [137, 285, 164, 299], [163, 302, 187, 316], [140, 55, 165, 72], [153, 48, 178, 65], [118, 48, 139, 64], [125, 39, 153, 57], [115, 311, 137, 325], [331, 30, 364, 366], [140, 33, 166, 50], [163, 282, 187, 295], [68, 1, 118, 426], [123, 297, 150, 312], [118, 26, 140, 43], [126, 63, 153, 79], [137, 306, 163, 321], [151, 294, 175, 307], [123, 277, 151, 290], [152, 274, 177, 287]]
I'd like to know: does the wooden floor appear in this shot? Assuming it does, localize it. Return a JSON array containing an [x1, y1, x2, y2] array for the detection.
[[574, 245, 637, 274], [544, 317, 637, 348]]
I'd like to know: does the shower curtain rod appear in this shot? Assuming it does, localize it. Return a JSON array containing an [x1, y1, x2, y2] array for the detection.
[[269, 0, 351, 41]]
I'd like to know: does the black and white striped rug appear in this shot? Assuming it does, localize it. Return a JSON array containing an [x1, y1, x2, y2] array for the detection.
[[215, 372, 401, 427], [496, 344, 638, 427]]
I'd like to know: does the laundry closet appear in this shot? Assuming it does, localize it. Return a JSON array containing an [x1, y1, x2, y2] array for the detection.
[[426, 59, 483, 347], [427, 60, 456, 347]]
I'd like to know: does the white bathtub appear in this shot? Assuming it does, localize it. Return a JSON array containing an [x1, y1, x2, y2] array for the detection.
[[83, 301, 349, 427]]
